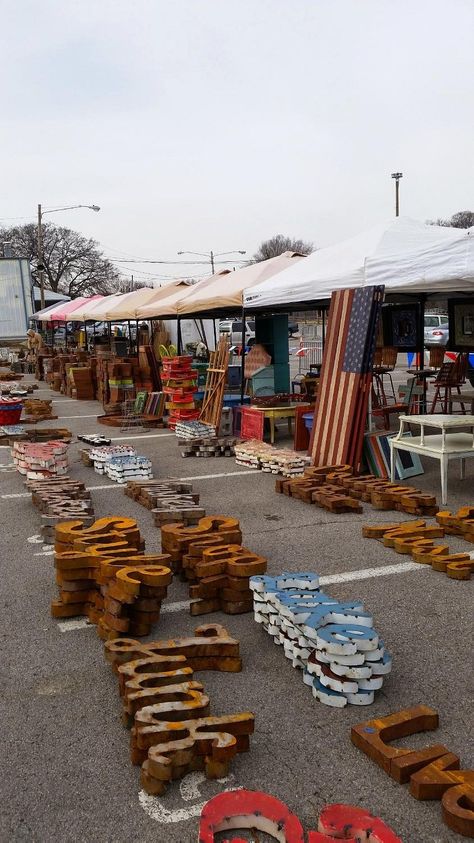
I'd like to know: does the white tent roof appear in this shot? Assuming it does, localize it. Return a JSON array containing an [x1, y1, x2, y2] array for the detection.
[[32, 301, 67, 320], [244, 217, 474, 308], [176, 252, 305, 315]]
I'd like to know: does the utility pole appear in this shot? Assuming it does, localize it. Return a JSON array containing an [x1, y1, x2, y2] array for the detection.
[[391, 172, 403, 217], [178, 249, 245, 275], [37, 203, 45, 309]]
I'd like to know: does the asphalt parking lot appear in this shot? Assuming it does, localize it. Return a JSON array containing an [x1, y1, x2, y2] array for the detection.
[[1, 378, 473, 843]]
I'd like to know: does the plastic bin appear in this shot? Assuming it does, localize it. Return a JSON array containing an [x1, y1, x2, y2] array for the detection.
[[0, 400, 23, 425], [302, 412, 314, 432]]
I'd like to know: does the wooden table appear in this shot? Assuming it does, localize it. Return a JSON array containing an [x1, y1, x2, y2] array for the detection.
[[390, 413, 474, 504], [251, 403, 311, 444], [405, 368, 439, 413]]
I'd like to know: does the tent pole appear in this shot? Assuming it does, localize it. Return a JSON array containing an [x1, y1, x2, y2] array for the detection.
[[240, 307, 246, 405], [198, 318, 208, 349], [135, 320, 139, 355], [418, 294, 426, 373], [128, 320, 132, 354], [322, 308, 326, 348], [84, 321, 88, 351], [213, 318, 217, 349], [177, 316, 182, 354], [65, 321, 68, 349]]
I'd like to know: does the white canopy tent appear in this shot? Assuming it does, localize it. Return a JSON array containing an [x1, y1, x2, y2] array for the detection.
[[243, 218, 474, 309]]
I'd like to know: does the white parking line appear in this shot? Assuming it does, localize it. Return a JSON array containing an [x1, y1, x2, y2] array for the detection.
[[58, 618, 93, 632], [161, 600, 190, 614], [108, 433, 175, 441], [56, 414, 98, 419], [1, 469, 258, 499], [319, 561, 426, 585], [56, 562, 428, 631], [175, 470, 257, 481]]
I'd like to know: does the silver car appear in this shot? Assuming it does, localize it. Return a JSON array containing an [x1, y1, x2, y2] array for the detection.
[[219, 319, 256, 346], [424, 313, 449, 346]]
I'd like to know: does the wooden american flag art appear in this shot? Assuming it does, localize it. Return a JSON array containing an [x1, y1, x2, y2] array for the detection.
[[310, 285, 385, 470]]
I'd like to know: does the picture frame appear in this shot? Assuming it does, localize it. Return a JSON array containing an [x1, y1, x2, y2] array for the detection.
[[363, 430, 424, 480], [448, 298, 474, 350], [382, 303, 421, 350]]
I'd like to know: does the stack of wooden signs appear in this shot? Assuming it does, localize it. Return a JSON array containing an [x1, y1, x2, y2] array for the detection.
[[310, 285, 384, 471]]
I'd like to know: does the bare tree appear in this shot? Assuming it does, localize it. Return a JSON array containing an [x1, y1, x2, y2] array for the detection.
[[116, 276, 151, 293], [0, 221, 122, 297], [428, 210, 474, 229], [251, 234, 314, 263]]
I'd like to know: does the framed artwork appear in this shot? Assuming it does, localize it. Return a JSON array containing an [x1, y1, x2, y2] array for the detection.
[[382, 304, 421, 350], [392, 432, 424, 479], [448, 298, 474, 350], [363, 430, 424, 480]]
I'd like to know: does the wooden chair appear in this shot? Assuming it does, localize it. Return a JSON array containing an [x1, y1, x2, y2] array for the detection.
[[373, 347, 398, 404], [373, 348, 383, 367], [429, 355, 468, 414], [301, 375, 319, 402], [372, 378, 420, 430], [427, 346, 445, 369]]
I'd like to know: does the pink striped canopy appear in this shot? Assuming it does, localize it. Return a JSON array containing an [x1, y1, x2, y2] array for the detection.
[[40, 295, 104, 323]]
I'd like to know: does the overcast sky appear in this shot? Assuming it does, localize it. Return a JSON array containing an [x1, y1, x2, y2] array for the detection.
[[2, 0, 474, 284]]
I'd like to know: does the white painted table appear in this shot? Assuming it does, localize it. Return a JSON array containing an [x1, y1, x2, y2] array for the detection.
[[390, 414, 474, 505]]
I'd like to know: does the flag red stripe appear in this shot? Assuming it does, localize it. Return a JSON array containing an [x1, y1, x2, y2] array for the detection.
[[312, 289, 353, 465], [311, 286, 383, 470]]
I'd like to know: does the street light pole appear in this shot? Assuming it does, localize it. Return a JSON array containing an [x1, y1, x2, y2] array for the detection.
[[391, 172, 403, 217], [36, 204, 100, 310], [37, 204, 45, 309]]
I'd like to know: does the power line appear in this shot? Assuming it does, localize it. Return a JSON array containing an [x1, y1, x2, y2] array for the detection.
[[0, 214, 36, 221], [108, 258, 244, 265]]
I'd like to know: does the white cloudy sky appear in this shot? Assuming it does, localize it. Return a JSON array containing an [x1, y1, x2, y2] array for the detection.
[[2, 0, 473, 284]]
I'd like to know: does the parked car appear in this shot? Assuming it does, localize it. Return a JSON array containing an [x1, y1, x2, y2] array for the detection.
[[424, 313, 449, 346], [219, 319, 255, 346], [219, 318, 298, 343]]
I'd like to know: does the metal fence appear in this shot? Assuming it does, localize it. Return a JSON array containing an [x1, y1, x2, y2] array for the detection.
[[297, 339, 324, 373]]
